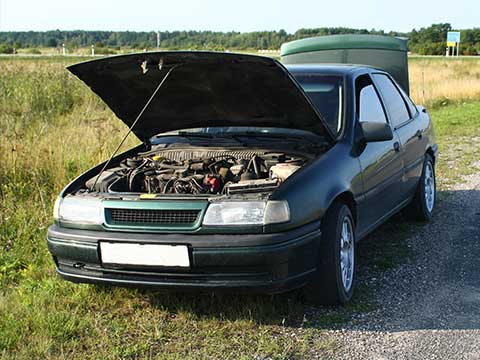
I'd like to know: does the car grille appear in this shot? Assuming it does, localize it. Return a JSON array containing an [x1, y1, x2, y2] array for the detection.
[[108, 208, 201, 225]]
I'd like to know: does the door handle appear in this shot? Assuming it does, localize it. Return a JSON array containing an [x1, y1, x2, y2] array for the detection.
[[393, 142, 400, 152]]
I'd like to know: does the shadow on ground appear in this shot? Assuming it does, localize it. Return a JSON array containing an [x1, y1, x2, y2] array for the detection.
[[93, 189, 480, 332]]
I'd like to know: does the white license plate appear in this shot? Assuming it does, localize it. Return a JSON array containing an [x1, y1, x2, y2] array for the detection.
[[100, 242, 190, 267]]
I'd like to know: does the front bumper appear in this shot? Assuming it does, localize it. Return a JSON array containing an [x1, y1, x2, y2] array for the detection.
[[47, 221, 321, 294]]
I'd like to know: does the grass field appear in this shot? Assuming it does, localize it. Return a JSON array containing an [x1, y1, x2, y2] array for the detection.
[[409, 57, 480, 108], [1, 56, 480, 359]]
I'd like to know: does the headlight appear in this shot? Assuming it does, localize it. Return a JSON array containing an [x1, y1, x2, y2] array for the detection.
[[53, 196, 104, 225], [203, 200, 290, 226]]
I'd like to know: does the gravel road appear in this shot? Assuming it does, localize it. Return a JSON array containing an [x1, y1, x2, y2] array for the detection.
[[325, 171, 480, 359]]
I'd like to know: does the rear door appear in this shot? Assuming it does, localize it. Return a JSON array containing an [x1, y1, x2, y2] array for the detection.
[[355, 74, 405, 234], [372, 73, 426, 197]]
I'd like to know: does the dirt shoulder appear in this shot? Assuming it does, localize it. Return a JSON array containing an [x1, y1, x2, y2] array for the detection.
[[322, 170, 480, 360]]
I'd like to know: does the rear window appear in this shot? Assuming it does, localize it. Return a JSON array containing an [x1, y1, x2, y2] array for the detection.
[[293, 74, 344, 137]]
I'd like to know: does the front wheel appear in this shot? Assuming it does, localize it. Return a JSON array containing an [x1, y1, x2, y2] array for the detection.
[[304, 202, 356, 305]]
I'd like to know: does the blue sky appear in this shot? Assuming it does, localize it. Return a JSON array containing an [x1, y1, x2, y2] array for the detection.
[[0, 0, 478, 32]]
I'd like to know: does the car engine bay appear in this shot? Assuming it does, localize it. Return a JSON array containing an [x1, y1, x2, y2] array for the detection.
[[84, 148, 309, 197]]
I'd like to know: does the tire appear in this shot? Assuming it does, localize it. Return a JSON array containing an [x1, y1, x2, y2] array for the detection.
[[304, 202, 356, 305], [402, 154, 436, 222]]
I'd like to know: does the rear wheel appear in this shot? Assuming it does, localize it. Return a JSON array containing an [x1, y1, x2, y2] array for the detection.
[[403, 154, 435, 221], [304, 202, 355, 305]]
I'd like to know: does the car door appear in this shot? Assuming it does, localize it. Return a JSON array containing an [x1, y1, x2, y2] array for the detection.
[[355, 74, 405, 235], [372, 73, 427, 197]]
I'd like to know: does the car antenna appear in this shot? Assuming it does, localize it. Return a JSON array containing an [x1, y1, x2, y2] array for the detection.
[[89, 62, 180, 192]]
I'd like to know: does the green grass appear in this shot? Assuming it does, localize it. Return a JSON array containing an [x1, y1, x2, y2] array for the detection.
[[429, 102, 480, 186], [1, 57, 480, 359], [432, 101, 480, 136], [0, 283, 327, 359]]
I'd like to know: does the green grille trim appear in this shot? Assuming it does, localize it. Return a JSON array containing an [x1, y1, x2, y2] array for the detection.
[[102, 200, 208, 232]]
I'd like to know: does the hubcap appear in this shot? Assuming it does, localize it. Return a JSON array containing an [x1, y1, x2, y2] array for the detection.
[[340, 216, 354, 292], [424, 162, 435, 213]]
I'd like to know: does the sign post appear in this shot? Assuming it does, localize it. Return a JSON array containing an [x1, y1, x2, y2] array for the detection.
[[446, 31, 461, 57]]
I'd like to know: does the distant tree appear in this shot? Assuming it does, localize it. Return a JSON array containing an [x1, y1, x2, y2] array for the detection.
[[409, 23, 452, 54], [46, 38, 57, 47], [0, 25, 478, 55]]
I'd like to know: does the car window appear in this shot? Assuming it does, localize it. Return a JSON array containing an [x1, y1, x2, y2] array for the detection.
[[293, 74, 344, 137], [397, 84, 418, 118], [372, 74, 411, 127], [356, 79, 387, 124]]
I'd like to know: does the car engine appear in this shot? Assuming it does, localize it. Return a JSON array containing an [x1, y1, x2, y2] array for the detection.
[[86, 150, 307, 196]]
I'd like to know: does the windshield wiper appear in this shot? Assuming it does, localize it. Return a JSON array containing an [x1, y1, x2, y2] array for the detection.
[[219, 131, 322, 146], [176, 131, 215, 139], [174, 131, 247, 145]]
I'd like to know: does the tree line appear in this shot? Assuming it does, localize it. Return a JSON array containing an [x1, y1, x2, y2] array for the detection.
[[0, 23, 478, 55]]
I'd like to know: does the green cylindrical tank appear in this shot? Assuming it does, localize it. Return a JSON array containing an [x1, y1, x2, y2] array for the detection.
[[281, 34, 410, 93]]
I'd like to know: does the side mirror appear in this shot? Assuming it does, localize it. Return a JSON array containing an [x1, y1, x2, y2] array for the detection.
[[360, 121, 393, 142]]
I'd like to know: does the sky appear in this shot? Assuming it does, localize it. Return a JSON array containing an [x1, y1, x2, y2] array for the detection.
[[0, 0, 478, 33]]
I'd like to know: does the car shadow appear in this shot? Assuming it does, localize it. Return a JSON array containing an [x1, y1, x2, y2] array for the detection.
[[105, 189, 479, 332]]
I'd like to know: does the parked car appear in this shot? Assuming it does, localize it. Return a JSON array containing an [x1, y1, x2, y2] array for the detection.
[[48, 46, 437, 304]]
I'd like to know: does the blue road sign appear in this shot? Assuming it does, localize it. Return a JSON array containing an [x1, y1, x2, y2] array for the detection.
[[447, 31, 461, 44]]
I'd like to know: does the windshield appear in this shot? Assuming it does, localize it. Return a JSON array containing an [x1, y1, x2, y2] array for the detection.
[[149, 74, 343, 142], [292, 74, 344, 137]]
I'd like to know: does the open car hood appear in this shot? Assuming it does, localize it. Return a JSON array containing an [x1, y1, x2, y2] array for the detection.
[[67, 51, 333, 142]]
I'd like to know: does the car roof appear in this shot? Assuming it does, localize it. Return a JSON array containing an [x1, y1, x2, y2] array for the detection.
[[285, 63, 378, 77]]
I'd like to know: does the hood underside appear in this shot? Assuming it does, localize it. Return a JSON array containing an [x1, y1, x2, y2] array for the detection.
[[67, 51, 332, 142]]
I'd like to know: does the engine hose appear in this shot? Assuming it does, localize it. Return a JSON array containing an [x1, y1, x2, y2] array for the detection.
[[252, 156, 260, 176], [190, 178, 204, 193], [163, 178, 177, 194], [246, 155, 260, 176], [128, 166, 150, 192]]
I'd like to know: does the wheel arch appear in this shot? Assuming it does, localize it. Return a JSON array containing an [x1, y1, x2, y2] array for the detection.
[[328, 191, 358, 226], [426, 147, 436, 165], [425, 142, 438, 165]]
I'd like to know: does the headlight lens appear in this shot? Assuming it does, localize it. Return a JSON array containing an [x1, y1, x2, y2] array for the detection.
[[53, 196, 61, 220], [203, 200, 289, 226], [54, 196, 104, 225]]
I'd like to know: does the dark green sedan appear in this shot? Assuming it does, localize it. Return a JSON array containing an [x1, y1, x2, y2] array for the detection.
[[48, 44, 437, 305]]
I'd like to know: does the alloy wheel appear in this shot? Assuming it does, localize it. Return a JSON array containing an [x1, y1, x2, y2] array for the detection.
[[424, 162, 435, 213], [340, 216, 354, 292]]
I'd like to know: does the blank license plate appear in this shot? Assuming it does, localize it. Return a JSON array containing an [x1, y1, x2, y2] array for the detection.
[[100, 242, 190, 267]]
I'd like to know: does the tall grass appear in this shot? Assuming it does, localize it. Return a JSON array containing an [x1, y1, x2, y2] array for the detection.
[[0, 60, 135, 286], [409, 58, 480, 108], [1, 56, 480, 358]]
